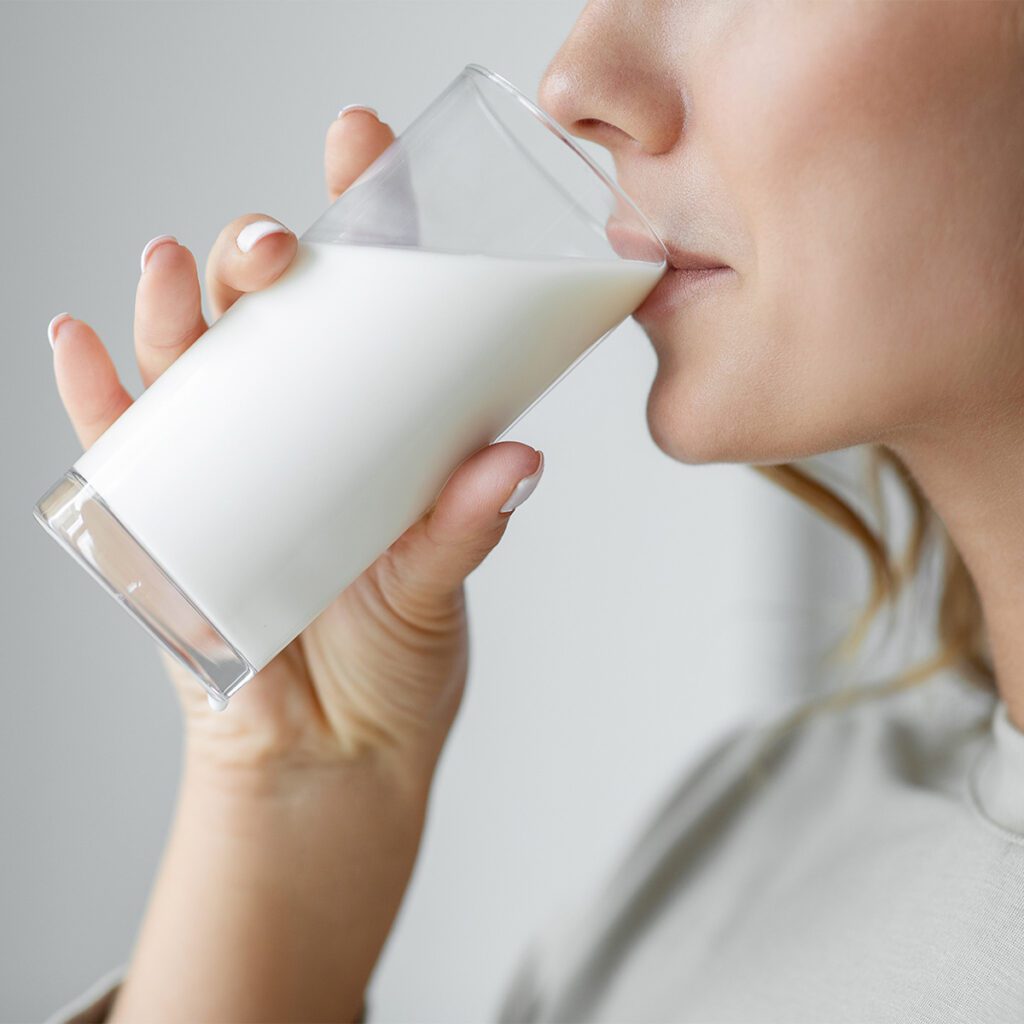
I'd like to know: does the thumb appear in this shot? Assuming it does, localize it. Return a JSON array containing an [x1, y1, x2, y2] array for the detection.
[[381, 441, 545, 604]]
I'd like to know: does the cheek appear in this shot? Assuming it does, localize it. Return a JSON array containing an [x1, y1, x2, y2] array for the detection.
[[640, 6, 903, 463], [679, 1, 1024, 451]]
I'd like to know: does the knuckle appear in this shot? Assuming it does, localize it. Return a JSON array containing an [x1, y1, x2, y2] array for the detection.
[[141, 316, 202, 352], [372, 548, 466, 635], [80, 387, 129, 437]]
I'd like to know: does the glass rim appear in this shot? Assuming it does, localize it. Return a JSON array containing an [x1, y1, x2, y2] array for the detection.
[[462, 63, 669, 267]]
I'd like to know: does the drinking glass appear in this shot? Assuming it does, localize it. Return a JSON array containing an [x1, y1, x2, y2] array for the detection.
[[33, 64, 668, 709]]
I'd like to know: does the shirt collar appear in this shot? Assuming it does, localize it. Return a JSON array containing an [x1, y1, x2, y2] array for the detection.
[[970, 698, 1024, 839]]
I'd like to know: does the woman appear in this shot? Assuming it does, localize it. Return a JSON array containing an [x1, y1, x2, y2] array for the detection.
[[49, 1, 1024, 1021]]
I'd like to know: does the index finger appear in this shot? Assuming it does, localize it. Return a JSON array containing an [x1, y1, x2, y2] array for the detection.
[[49, 316, 134, 450], [325, 107, 396, 201]]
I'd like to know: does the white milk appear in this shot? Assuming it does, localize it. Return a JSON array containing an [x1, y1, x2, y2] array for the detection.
[[74, 241, 663, 669]]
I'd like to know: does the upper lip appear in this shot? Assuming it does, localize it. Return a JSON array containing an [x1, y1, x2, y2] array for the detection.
[[605, 216, 727, 271]]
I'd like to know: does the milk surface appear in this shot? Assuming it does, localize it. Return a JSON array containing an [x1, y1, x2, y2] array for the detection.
[[74, 242, 663, 668]]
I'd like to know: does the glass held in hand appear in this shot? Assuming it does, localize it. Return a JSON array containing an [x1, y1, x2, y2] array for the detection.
[[33, 64, 668, 709]]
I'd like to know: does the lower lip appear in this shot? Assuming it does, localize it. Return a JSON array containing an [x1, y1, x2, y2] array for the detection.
[[633, 266, 732, 324]]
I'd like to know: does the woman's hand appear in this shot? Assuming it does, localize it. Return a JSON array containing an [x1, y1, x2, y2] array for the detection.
[[49, 107, 544, 1021], [49, 106, 543, 790]]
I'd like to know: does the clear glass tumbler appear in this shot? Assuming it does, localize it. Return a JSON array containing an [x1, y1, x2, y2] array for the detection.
[[33, 64, 668, 709]]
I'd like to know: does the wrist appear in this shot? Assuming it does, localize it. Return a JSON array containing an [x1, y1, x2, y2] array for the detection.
[[180, 701, 440, 802], [112, 739, 432, 1020], [179, 738, 435, 830]]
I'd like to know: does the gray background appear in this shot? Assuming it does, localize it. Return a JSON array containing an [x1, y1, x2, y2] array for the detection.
[[1, 3, 931, 1020]]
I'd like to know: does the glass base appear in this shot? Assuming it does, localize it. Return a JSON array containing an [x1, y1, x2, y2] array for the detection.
[[33, 469, 255, 703]]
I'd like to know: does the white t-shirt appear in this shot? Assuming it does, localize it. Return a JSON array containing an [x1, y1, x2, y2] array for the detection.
[[496, 666, 1024, 1023]]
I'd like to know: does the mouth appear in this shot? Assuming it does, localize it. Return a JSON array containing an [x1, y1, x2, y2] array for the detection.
[[604, 217, 731, 324], [633, 261, 733, 325]]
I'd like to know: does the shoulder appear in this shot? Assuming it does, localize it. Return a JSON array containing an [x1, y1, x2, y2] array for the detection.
[[495, 669, 1021, 1023], [563, 667, 999, 912], [734, 665, 998, 795]]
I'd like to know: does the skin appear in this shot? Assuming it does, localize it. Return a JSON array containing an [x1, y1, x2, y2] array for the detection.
[[536, 0, 1024, 726], [47, 1, 1024, 1019]]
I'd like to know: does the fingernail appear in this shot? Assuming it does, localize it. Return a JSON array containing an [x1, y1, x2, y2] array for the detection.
[[140, 234, 178, 274], [47, 312, 72, 350], [236, 219, 289, 254], [500, 451, 545, 514], [337, 104, 378, 120]]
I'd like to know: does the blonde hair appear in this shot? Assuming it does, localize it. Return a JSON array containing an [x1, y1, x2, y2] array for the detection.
[[747, 445, 995, 727]]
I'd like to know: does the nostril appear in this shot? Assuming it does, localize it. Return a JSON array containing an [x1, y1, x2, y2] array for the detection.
[[558, 113, 636, 151], [570, 117, 609, 139]]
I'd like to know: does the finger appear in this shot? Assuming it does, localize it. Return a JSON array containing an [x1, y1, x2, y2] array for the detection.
[[379, 442, 545, 607], [48, 315, 134, 449], [134, 236, 208, 389], [204, 214, 298, 321], [325, 107, 395, 201]]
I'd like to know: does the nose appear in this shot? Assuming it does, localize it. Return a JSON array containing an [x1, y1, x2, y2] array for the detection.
[[537, 8, 682, 158]]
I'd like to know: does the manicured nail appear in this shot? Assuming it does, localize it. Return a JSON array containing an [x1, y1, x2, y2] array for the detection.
[[47, 312, 72, 350], [140, 234, 178, 274], [207, 693, 229, 712], [337, 104, 378, 120], [500, 451, 545, 513], [236, 219, 289, 254]]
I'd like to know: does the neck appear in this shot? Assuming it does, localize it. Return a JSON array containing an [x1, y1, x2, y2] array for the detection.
[[888, 407, 1024, 732]]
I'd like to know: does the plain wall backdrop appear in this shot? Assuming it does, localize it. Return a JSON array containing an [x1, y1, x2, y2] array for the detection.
[[1, 3, 934, 1021]]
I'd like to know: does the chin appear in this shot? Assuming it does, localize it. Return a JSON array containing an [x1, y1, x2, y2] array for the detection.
[[646, 365, 872, 469], [644, 361, 801, 467], [639, 308, 771, 466], [645, 368, 737, 466]]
